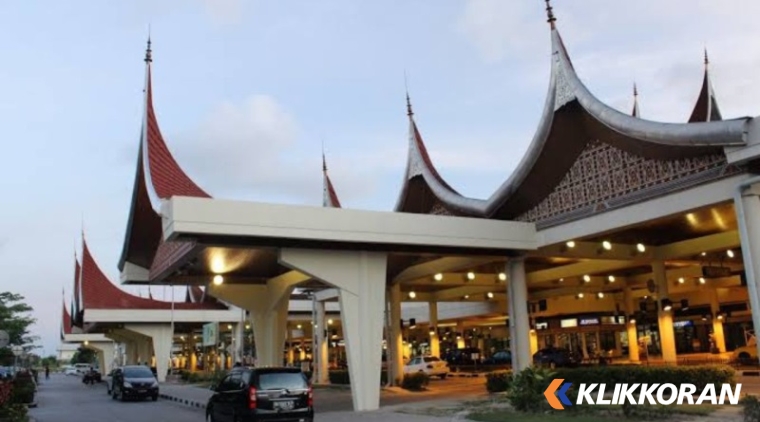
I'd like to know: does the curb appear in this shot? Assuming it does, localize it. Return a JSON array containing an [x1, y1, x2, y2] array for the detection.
[[159, 392, 206, 410], [450, 373, 485, 378]]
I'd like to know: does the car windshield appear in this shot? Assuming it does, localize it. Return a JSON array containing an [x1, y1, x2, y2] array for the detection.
[[123, 367, 154, 378], [423, 357, 440, 363], [258, 372, 307, 390]]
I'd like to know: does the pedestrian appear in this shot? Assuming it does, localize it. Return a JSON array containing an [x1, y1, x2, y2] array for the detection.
[[44, 365, 50, 380]]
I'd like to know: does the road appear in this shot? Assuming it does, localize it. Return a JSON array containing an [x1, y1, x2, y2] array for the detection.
[[29, 374, 203, 422]]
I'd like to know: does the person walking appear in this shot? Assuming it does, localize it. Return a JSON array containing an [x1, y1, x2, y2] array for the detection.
[[44, 365, 50, 380]]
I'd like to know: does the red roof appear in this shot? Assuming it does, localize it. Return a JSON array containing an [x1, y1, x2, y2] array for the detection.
[[82, 237, 225, 310], [73, 256, 81, 316], [119, 43, 211, 279], [144, 66, 210, 199], [61, 299, 73, 337]]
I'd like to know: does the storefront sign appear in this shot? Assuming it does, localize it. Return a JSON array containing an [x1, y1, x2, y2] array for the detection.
[[579, 318, 600, 326], [673, 320, 693, 328], [560, 319, 578, 328]]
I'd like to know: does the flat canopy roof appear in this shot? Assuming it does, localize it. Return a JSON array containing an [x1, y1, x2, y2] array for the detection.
[[161, 197, 538, 256]]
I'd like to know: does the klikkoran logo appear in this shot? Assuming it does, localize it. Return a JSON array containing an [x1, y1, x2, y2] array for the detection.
[[544, 379, 742, 410]]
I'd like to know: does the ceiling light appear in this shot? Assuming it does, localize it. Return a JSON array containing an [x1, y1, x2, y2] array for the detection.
[[408, 291, 416, 299], [727, 250, 735, 258], [227, 324, 232, 330], [328, 319, 334, 325], [661, 299, 673, 312], [433, 273, 443, 281], [487, 292, 494, 299], [559, 278, 564, 283], [498, 273, 507, 281], [213, 274, 224, 285], [583, 275, 591, 282], [566, 240, 576, 248], [629, 315, 636, 324], [466, 272, 475, 280], [699, 277, 706, 284], [245, 324, 250, 329], [717, 313, 724, 321], [607, 275, 615, 283], [577, 293, 584, 299], [463, 295, 469, 299], [678, 277, 685, 284], [636, 243, 646, 253], [602, 241, 612, 250], [597, 292, 605, 299], [297, 324, 302, 329], [701, 252, 707, 256]]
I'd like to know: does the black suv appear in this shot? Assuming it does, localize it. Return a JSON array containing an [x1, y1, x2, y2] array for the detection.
[[110, 365, 159, 401], [206, 367, 313, 422]]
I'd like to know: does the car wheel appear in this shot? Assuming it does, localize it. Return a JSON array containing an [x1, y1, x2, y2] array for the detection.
[[740, 352, 751, 359], [152, 395, 158, 402], [439, 374, 447, 379]]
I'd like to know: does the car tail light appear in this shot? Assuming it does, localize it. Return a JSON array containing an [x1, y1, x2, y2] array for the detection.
[[308, 386, 313, 407], [248, 386, 257, 409]]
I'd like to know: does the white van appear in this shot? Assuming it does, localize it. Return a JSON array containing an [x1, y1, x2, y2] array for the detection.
[[74, 363, 92, 375]]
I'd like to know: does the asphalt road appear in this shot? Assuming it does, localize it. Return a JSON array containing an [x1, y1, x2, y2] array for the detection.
[[29, 374, 204, 422]]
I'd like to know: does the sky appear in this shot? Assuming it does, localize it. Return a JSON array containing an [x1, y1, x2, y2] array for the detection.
[[1, 0, 759, 357]]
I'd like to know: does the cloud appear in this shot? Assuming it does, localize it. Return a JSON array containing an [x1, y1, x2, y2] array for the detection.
[[201, 0, 244, 26]]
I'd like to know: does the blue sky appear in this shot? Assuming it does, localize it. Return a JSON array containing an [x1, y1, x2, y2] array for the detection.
[[0, 0, 758, 356]]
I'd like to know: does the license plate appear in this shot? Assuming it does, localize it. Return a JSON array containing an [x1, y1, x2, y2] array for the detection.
[[274, 401, 294, 410]]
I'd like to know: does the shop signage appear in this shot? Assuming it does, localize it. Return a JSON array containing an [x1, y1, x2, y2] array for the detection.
[[579, 318, 600, 326], [702, 266, 732, 278], [202, 322, 219, 346], [673, 320, 693, 328], [560, 319, 578, 328]]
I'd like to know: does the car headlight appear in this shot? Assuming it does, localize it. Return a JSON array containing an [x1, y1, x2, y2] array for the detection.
[[151, 381, 159, 388], [123, 382, 133, 388]]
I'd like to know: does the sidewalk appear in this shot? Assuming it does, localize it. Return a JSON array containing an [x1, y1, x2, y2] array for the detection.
[[159, 383, 212, 409]]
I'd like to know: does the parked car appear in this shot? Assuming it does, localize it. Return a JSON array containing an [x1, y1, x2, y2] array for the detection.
[[444, 348, 483, 366], [483, 350, 512, 365], [206, 367, 313, 422], [733, 344, 758, 363], [532, 347, 580, 368], [74, 363, 92, 375], [404, 356, 449, 379], [110, 365, 159, 401]]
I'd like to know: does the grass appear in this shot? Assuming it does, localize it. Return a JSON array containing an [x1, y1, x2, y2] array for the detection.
[[466, 404, 720, 422]]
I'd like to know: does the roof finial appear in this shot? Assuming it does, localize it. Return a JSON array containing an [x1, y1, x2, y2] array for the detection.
[[322, 140, 327, 172], [144, 26, 152, 64], [545, 0, 557, 28], [404, 71, 413, 117], [633, 82, 638, 97], [704, 47, 709, 66]]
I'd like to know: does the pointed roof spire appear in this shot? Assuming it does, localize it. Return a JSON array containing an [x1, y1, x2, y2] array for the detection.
[[545, 0, 557, 28], [632, 82, 640, 118], [144, 34, 152, 64], [322, 149, 342, 208], [405, 72, 414, 117], [688, 48, 722, 122]]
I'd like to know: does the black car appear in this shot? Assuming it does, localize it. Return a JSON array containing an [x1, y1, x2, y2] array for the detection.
[[532, 347, 580, 368], [110, 365, 159, 401], [483, 350, 512, 365], [206, 367, 313, 422]]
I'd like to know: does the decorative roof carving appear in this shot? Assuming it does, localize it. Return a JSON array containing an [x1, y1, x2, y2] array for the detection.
[[516, 140, 737, 226]]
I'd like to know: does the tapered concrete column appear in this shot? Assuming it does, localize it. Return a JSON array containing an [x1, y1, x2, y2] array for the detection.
[[234, 322, 244, 364], [93, 342, 116, 375], [280, 249, 387, 412], [286, 326, 294, 366], [710, 289, 726, 353], [314, 300, 329, 384], [428, 302, 440, 358], [624, 286, 639, 362], [529, 330, 538, 355], [653, 261, 677, 363], [125, 341, 138, 365], [209, 279, 299, 368], [456, 322, 465, 349], [507, 258, 531, 371], [580, 333, 589, 359], [388, 283, 404, 385], [137, 339, 152, 366], [190, 352, 197, 371], [736, 189, 760, 360], [126, 324, 173, 382]]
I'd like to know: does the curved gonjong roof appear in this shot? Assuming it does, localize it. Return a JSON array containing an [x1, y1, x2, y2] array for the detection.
[[396, 5, 749, 220], [82, 235, 225, 310], [119, 38, 211, 279], [61, 297, 73, 338]]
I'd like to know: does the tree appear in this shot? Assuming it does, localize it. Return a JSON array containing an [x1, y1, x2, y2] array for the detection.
[[0, 292, 37, 366], [70, 347, 96, 365]]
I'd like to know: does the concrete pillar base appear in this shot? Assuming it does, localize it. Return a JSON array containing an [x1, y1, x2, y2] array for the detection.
[[126, 324, 173, 382], [280, 248, 387, 412]]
